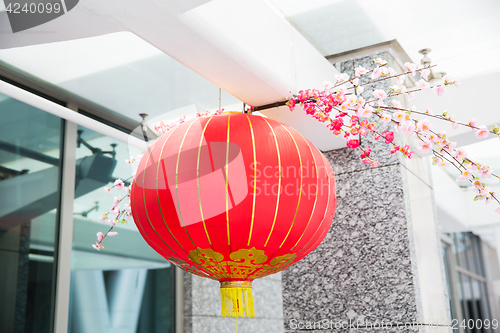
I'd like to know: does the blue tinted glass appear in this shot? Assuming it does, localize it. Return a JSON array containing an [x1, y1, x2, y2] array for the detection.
[[0, 92, 63, 333]]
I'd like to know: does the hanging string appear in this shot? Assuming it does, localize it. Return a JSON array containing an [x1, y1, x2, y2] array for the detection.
[[219, 88, 222, 114]]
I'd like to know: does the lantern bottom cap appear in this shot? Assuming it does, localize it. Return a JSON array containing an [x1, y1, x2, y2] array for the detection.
[[220, 281, 254, 318], [220, 280, 252, 289]]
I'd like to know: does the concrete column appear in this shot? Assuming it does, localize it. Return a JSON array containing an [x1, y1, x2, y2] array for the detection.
[[183, 272, 284, 333], [282, 50, 451, 332]]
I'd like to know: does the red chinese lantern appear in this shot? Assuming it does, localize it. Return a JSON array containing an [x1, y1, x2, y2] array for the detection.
[[130, 112, 336, 317]]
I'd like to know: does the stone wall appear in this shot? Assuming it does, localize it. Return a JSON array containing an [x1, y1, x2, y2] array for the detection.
[[184, 272, 284, 333]]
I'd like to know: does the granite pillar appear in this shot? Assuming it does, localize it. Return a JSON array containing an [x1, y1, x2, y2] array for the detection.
[[282, 51, 451, 332]]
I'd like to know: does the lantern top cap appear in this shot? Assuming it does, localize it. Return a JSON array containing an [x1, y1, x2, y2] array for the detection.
[[220, 111, 243, 115]]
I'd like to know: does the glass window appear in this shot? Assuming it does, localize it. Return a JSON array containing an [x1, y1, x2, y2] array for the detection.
[[68, 126, 175, 333], [442, 243, 457, 321], [0, 92, 64, 333], [444, 232, 494, 333]]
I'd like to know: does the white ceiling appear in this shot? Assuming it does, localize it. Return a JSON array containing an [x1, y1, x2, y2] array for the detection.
[[0, 32, 243, 121], [269, 0, 500, 79]]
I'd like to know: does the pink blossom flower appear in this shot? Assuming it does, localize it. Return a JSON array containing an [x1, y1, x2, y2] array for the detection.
[[421, 69, 430, 80], [425, 107, 433, 115], [390, 146, 400, 154], [453, 147, 467, 159], [360, 145, 372, 158], [125, 159, 131, 165], [351, 78, 359, 86], [407, 92, 415, 100], [495, 206, 500, 214], [97, 232, 104, 242], [418, 140, 432, 153], [107, 231, 118, 237], [416, 119, 432, 133], [397, 76, 405, 85], [328, 118, 343, 132], [456, 170, 472, 182], [467, 161, 479, 172], [346, 139, 360, 149], [111, 206, 120, 216], [404, 62, 417, 75], [427, 132, 439, 143], [113, 196, 120, 206], [479, 165, 493, 178], [469, 118, 477, 128], [371, 67, 382, 80], [109, 219, 116, 226], [372, 90, 387, 100], [99, 215, 107, 222], [434, 85, 446, 96], [104, 187, 111, 193], [393, 111, 405, 122], [335, 73, 349, 82], [402, 146, 414, 159], [443, 140, 457, 153], [92, 242, 104, 251], [444, 75, 460, 87], [323, 81, 333, 90], [357, 108, 372, 118], [416, 79, 431, 90], [397, 121, 415, 135], [177, 116, 186, 125], [380, 112, 392, 124], [114, 179, 125, 190], [287, 98, 296, 111], [475, 126, 489, 139], [346, 96, 358, 107], [431, 156, 442, 165], [355, 66, 368, 77], [391, 99, 402, 108], [382, 131, 395, 144], [375, 58, 388, 65], [452, 122, 459, 129]]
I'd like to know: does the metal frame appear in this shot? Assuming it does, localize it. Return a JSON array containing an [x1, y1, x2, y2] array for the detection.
[[0, 62, 140, 133], [53, 107, 78, 333], [0, 80, 144, 149], [175, 268, 184, 333]]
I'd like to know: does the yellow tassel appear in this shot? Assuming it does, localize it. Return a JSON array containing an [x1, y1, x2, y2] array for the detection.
[[220, 281, 254, 317]]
